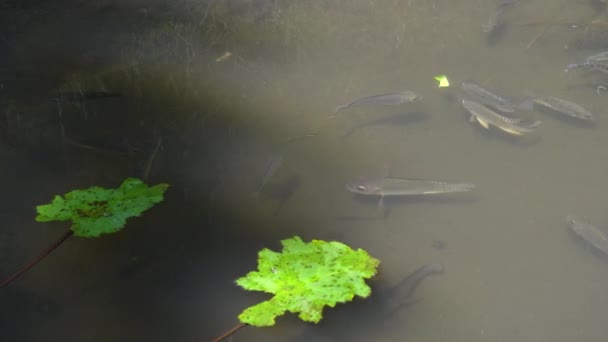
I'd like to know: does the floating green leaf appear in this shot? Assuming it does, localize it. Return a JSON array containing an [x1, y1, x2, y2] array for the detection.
[[36, 178, 169, 238], [236, 236, 380, 327], [434, 74, 450, 88]]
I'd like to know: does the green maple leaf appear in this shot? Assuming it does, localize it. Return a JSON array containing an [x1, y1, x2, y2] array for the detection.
[[35, 178, 169, 237], [236, 236, 380, 327]]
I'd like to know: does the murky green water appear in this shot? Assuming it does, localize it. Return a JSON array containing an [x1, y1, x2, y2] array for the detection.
[[2, 0, 608, 341]]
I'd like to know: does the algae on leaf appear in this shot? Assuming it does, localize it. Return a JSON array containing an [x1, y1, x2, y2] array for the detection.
[[236, 236, 380, 327], [36, 178, 169, 237]]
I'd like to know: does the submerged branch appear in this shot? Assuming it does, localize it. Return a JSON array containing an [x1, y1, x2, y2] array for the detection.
[[211, 323, 247, 342], [0, 229, 74, 288]]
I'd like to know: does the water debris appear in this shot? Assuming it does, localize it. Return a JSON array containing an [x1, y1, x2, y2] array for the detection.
[[524, 95, 594, 122], [567, 215, 608, 256], [52, 91, 122, 103], [142, 137, 163, 182], [434, 75, 450, 87], [64, 136, 141, 156], [331, 91, 421, 116], [345, 177, 475, 197], [216, 51, 232, 63], [460, 81, 515, 112], [461, 99, 541, 136]]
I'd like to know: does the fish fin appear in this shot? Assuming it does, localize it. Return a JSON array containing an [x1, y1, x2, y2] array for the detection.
[[475, 117, 490, 129], [498, 126, 524, 136], [377, 195, 384, 209], [468, 114, 476, 123], [332, 104, 349, 116]]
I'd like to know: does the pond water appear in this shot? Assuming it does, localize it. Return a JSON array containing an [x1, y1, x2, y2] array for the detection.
[[2, 0, 608, 341]]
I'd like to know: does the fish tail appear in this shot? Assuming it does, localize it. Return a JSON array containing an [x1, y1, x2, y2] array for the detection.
[[564, 63, 584, 72], [445, 182, 476, 192], [331, 104, 349, 116]]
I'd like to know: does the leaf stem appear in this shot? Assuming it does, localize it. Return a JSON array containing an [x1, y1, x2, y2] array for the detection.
[[0, 229, 74, 289], [211, 323, 247, 342]]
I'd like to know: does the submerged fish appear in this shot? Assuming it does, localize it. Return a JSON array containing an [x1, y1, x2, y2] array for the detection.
[[382, 263, 444, 314], [565, 61, 608, 74], [567, 215, 608, 256], [345, 177, 475, 197], [460, 81, 515, 112], [257, 148, 287, 195], [461, 99, 540, 136], [585, 50, 608, 62], [482, 0, 519, 34], [482, 5, 507, 33], [528, 96, 594, 121], [332, 91, 421, 115]]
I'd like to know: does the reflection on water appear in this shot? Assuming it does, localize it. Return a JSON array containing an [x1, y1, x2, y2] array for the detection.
[[3, 0, 608, 341]]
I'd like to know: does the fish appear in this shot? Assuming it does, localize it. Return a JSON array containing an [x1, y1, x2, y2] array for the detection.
[[341, 112, 429, 137], [260, 175, 301, 215], [482, 5, 507, 33], [567, 215, 608, 256], [460, 81, 515, 112], [585, 50, 608, 62], [332, 91, 421, 115], [482, 0, 519, 34], [256, 148, 287, 195], [345, 177, 475, 197], [386, 263, 444, 304], [565, 61, 608, 74], [461, 99, 541, 136], [528, 96, 594, 121]]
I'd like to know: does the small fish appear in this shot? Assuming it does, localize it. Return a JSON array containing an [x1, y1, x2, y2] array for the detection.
[[482, 0, 519, 34], [461, 99, 541, 136], [529, 96, 594, 121], [482, 6, 507, 33], [341, 112, 429, 137], [460, 81, 515, 112], [332, 91, 421, 115], [256, 148, 286, 195], [387, 263, 444, 303], [345, 177, 475, 197], [567, 215, 608, 256], [585, 50, 608, 62], [565, 61, 608, 74]]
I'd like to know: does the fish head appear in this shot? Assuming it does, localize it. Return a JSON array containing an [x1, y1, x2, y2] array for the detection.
[[566, 215, 583, 232], [580, 111, 594, 121], [401, 91, 422, 102], [345, 179, 383, 196], [411, 93, 423, 102]]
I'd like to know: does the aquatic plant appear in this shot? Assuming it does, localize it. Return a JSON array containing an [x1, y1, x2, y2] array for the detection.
[[212, 236, 380, 342], [0, 178, 169, 288]]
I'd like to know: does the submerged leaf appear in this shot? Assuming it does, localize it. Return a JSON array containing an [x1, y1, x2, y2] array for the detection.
[[236, 236, 380, 327], [36, 178, 169, 237]]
